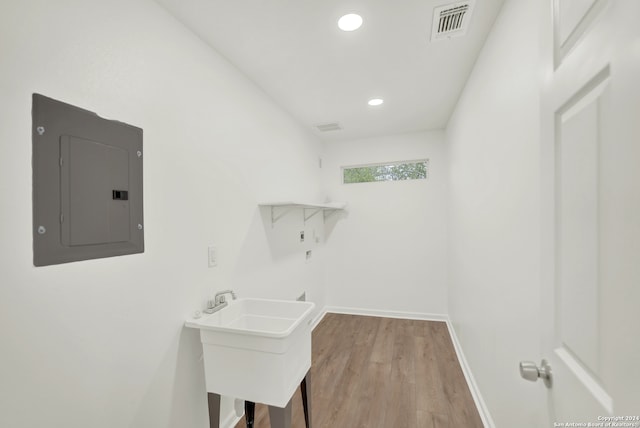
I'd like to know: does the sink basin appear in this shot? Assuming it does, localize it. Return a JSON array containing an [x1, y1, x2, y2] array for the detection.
[[185, 298, 315, 407], [186, 297, 314, 338]]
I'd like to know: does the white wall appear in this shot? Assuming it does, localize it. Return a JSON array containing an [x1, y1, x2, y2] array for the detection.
[[445, 0, 544, 426], [322, 131, 448, 316], [0, 1, 327, 427]]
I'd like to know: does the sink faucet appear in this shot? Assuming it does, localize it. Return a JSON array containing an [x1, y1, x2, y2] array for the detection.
[[204, 289, 237, 314]]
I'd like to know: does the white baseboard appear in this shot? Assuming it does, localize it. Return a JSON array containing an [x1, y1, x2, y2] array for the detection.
[[221, 411, 241, 428], [313, 305, 494, 428], [445, 319, 495, 428], [310, 307, 329, 330], [323, 305, 448, 322]]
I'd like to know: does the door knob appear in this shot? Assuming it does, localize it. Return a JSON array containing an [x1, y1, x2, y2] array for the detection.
[[519, 359, 552, 387]]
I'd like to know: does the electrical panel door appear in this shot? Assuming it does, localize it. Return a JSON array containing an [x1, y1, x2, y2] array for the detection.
[[32, 94, 144, 266]]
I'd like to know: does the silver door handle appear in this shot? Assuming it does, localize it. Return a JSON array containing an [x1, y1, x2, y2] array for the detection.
[[519, 359, 552, 387]]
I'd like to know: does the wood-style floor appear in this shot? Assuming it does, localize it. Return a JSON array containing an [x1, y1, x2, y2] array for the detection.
[[234, 313, 483, 428]]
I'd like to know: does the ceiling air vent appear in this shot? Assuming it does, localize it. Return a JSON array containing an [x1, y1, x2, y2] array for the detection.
[[431, 0, 475, 41], [315, 122, 343, 132]]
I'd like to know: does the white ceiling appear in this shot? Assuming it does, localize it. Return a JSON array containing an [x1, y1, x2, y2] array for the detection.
[[156, 0, 505, 141]]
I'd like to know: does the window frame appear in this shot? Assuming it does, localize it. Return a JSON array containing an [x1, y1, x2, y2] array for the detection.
[[341, 159, 429, 185]]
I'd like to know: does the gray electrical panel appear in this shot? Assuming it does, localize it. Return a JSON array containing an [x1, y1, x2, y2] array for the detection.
[[32, 94, 144, 266]]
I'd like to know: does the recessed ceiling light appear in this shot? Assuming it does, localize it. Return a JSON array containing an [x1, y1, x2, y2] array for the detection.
[[368, 98, 384, 106], [338, 14, 363, 31]]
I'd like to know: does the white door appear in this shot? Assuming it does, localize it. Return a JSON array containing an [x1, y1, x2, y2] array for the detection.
[[539, 0, 640, 425]]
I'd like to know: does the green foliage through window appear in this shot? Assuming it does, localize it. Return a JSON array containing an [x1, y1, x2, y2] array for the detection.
[[343, 160, 428, 184]]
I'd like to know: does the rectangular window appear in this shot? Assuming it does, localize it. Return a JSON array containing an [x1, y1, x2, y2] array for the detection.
[[342, 159, 429, 184]]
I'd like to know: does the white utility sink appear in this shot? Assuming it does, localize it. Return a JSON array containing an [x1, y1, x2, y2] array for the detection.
[[185, 298, 315, 407]]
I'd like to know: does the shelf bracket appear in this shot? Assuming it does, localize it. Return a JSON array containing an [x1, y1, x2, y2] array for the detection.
[[303, 208, 322, 223], [270, 206, 295, 226], [323, 209, 339, 221]]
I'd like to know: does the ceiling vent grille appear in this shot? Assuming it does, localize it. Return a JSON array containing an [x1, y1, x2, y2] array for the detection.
[[315, 122, 343, 132], [431, 1, 475, 41]]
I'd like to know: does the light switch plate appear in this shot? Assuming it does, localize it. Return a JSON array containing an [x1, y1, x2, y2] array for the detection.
[[208, 245, 218, 267]]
